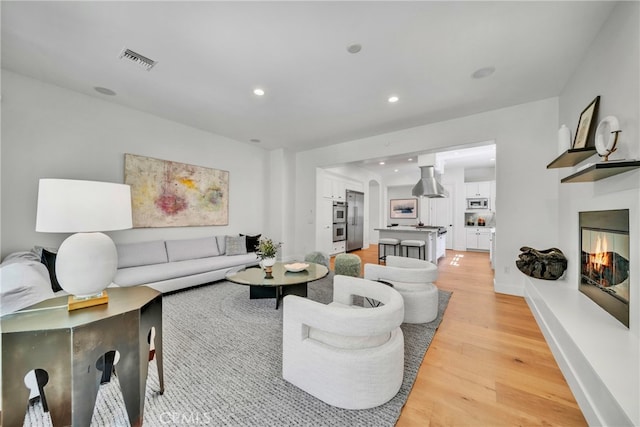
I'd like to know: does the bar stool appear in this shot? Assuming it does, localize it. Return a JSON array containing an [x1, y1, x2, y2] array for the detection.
[[400, 239, 426, 260], [378, 238, 400, 264]]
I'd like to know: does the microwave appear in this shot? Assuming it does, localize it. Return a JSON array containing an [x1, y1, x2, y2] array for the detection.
[[467, 198, 489, 210]]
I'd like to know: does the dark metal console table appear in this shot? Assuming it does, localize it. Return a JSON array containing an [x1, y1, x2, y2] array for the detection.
[[1, 286, 163, 427]]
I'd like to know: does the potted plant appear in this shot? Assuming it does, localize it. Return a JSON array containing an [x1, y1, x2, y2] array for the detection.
[[256, 237, 282, 267]]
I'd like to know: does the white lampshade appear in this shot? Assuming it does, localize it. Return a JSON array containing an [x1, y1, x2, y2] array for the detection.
[[35, 179, 132, 299], [36, 179, 132, 232]]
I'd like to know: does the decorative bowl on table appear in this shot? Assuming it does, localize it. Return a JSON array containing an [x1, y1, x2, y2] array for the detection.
[[284, 262, 309, 272]]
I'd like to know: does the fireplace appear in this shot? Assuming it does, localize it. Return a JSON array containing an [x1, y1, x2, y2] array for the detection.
[[579, 209, 630, 327]]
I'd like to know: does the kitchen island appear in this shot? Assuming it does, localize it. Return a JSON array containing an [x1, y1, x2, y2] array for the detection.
[[374, 226, 445, 264]]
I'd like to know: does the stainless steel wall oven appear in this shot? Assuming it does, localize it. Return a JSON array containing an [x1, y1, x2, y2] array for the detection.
[[332, 222, 346, 242], [333, 202, 346, 223]]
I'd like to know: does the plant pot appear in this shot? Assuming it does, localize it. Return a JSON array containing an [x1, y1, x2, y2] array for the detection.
[[260, 257, 276, 268]]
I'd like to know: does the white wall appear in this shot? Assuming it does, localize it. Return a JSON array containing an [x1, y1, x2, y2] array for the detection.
[[1, 71, 269, 257], [268, 148, 295, 260], [296, 97, 559, 295], [464, 166, 495, 182], [525, 2, 639, 425]]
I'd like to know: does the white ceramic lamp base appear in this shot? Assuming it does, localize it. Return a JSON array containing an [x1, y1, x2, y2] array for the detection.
[[56, 232, 118, 298]]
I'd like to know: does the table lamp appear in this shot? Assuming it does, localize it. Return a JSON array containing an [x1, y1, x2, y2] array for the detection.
[[35, 179, 132, 310]]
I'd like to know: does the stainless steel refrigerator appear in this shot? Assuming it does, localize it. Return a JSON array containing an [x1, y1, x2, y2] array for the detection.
[[346, 190, 364, 251]]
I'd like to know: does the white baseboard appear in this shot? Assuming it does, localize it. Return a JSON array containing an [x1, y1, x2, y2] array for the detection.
[[493, 278, 524, 296]]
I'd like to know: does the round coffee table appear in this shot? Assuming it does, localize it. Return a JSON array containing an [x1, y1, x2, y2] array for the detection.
[[226, 262, 329, 309]]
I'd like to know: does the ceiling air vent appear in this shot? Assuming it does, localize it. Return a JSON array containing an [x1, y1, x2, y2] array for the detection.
[[119, 48, 157, 71]]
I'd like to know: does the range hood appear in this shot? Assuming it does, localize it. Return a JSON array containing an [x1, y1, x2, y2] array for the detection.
[[411, 154, 448, 198], [412, 165, 449, 198]]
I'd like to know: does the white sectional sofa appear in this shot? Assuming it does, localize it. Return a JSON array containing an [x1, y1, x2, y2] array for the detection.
[[113, 235, 260, 293], [0, 235, 259, 315], [0, 250, 56, 316]]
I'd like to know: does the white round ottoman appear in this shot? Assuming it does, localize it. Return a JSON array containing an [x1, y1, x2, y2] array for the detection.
[[392, 282, 438, 323]]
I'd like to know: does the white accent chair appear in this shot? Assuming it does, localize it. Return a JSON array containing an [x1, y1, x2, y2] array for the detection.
[[282, 275, 405, 410], [364, 255, 439, 324]]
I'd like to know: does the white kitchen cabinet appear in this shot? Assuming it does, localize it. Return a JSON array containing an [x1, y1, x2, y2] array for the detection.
[[332, 179, 346, 201], [478, 230, 491, 250], [321, 174, 351, 200], [427, 184, 454, 248], [465, 181, 492, 198], [466, 227, 491, 251], [331, 240, 346, 255], [346, 181, 364, 192]]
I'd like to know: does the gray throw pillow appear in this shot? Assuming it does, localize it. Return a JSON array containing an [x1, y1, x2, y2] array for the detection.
[[225, 235, 247, 256]]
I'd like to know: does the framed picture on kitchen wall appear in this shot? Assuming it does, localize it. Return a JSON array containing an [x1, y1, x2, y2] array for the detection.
[[390, 198, 418, 219]]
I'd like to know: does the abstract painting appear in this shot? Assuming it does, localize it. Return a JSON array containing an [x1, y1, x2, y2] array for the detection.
[[124, 154, 229, 227]]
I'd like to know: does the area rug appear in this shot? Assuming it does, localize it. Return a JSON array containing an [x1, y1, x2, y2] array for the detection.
[[24, 274, 451, 426]]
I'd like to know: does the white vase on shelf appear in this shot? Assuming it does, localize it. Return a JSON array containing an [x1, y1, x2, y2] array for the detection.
[[558, 124, 571, 154]]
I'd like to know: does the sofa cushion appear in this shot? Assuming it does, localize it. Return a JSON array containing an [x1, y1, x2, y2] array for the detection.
[[240, 233, 261, 252], [117, 240, 168, 268], [40, 248, 62, 292], [0, 258, 55, 315], [225, 235, 247, 256], [215, 235, 227, 255], [165, 236, 220, 262], [113, 253, 258, 287]]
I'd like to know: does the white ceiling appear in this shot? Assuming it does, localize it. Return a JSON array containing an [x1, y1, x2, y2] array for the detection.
[[352, 143, 496, 179], [2, 1, 615, 161]]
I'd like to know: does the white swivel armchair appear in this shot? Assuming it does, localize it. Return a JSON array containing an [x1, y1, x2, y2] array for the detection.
[[364, 255, 439, 324], [282, 275, 405, 410]]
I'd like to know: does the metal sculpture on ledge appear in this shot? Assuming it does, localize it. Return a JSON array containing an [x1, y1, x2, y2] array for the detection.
[[516, 246, 567, 280]]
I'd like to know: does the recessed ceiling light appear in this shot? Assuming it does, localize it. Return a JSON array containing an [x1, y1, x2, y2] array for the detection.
[[408, 158, 413, 162], [94, 87, 116, 96], [394, 169, 399, 173], [388, 96, 399, 103], [253, 88, 265, 96], [471, 66, 496, 79], [379, 161, 385, 165], [250, 138, 261, 143], [347, 43, 362, 54]]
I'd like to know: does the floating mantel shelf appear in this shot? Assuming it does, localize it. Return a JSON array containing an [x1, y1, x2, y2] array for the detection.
[[547, 147, 596, 169], [560, 160, 640, 183]]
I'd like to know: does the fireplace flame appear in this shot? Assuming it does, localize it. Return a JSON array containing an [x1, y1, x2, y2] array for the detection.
[[589, 234, 610, 270]]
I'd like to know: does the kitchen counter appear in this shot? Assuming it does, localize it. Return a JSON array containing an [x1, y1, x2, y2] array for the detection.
[[375, 227, 443, 263], [375, 226, 441, 231]]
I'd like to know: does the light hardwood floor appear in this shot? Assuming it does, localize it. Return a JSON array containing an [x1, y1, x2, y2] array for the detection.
[[331, 247, 586, 426]]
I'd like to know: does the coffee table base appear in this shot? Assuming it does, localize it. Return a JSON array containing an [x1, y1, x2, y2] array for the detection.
[[250, 283, 308, 309]]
